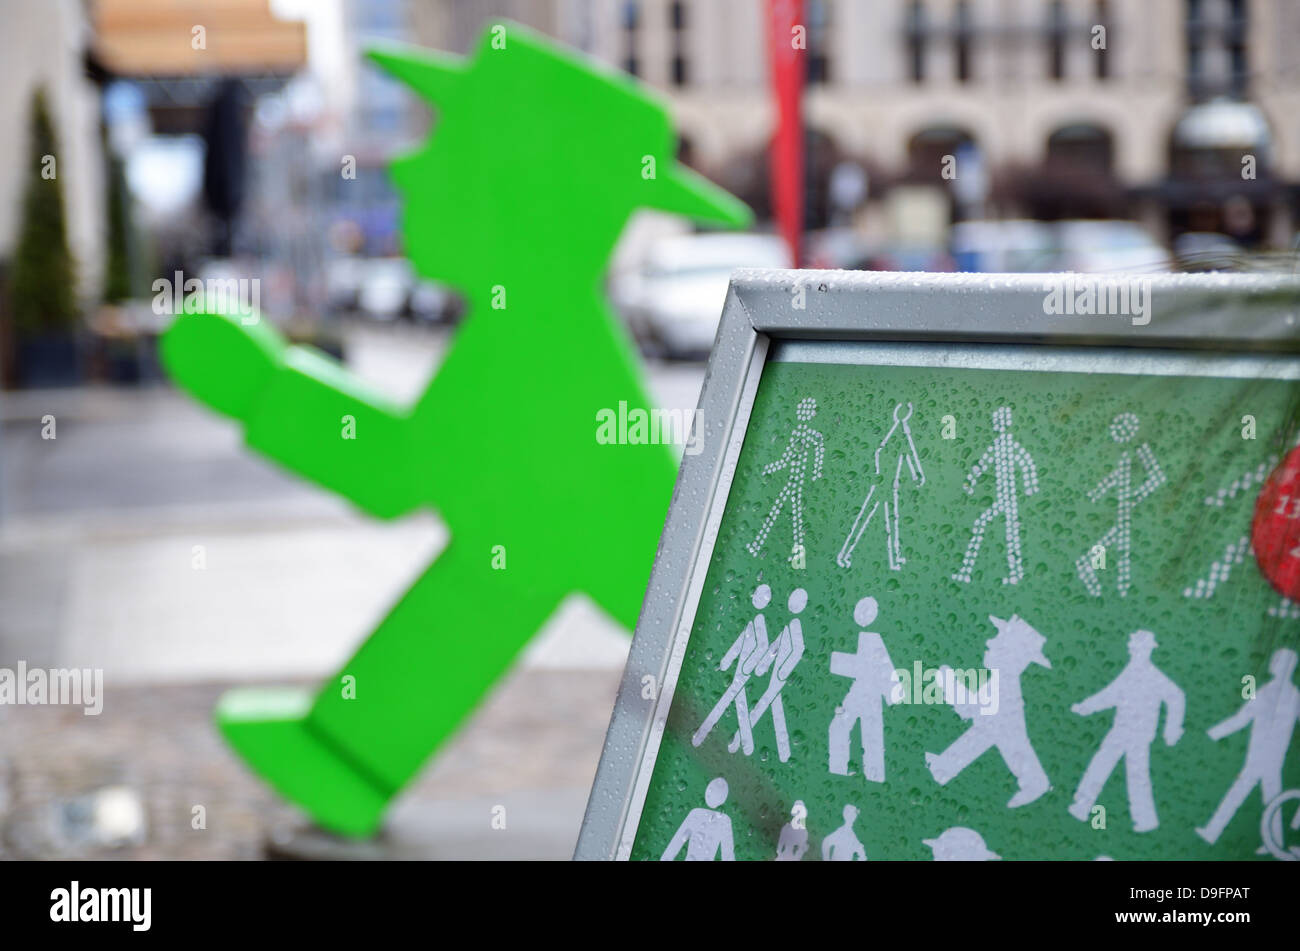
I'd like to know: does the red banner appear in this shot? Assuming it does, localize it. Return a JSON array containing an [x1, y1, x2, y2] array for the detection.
[[767, 0, 805, 267]]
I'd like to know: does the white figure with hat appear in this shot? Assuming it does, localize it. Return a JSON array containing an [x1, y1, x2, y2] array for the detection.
[[661, 777, 736, 861], [692, 584, 770, 754], [923, 827, 1000, 861], [1067, 629, 1185, 832], [1197, 647, 1300, 845], [828, 595, 900, 782], [926, 613, 1053, 808]]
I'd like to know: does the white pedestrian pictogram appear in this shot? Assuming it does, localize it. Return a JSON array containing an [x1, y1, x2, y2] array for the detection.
[[1197, 648, 1300, 846], [775, 800, 810, 861], [692, 584, 771, 754], [837, 402, 925, 570], [1183, 434, 1300, 619], [821, 803, 867, 861], [1067, 630, 1185, 832], [926, 613, 1053, 808], [922, 827, 1000, 861], [952, 406, 1039, 585], [1075, 412, 1165, 597], [661, 777, 735, 861], [725, 588, 807, 762], [828, 596, 899, 783], [748, 397, 825, 562]]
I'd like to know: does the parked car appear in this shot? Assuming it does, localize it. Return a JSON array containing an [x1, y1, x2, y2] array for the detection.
[[1055, 220, 1171, 273], [951, 220, 1056, 273], [610, 233, 790, 358], [1172, 231, 1243, 271]]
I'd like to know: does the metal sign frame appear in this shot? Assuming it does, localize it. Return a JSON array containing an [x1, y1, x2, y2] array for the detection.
[[575, 269, 1300, 860]]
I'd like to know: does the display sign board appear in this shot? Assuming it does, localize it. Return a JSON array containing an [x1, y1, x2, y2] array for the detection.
[[577, 271, 1300, 861]]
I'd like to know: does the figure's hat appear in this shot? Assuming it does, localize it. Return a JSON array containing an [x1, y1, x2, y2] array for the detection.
[[366, 22, 750, 228], [923, 827, 1000, 861], [988, 614, 1051, 670]]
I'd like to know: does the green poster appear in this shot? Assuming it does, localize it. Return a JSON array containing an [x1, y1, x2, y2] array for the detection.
[[634, 351, 1300, 860]]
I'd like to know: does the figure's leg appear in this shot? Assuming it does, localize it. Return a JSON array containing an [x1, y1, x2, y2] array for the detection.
[[1003, 497, 1023, 584], [734, 688, 755, 756], [694, 678, 745, 747], [1069, 734, 1124, 822], [926, 727, 994, 785], [837, 486, 878, 568], [790, 486, 805, 560], [952, 504, 1000, 583], [1075, 525, 1117, 598], [1125, 742, 1157, 831], [769, 694, 791, 762], [219, 539, 560, 837], [861, 708, 886, 783], [1116, 506, 1133, 597], [1261, 769, 1285, 852], [728, 674, 782, 750], [998, 723, 1051, 807], [1196, 772, 1259, 844], [748, 483, 791, 557], [828, 706, 854, 775]]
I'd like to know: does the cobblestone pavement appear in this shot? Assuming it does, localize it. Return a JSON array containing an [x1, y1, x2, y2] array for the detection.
[[0, 668, 621, 860]]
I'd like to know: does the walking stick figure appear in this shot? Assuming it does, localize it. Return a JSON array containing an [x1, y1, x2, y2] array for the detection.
[[828, 596, 899, 783], [160, 24, 751, 836], [1075, 413, 1165, 597], [662, 777, 735, 861], [837, 402, 925, 570], [1183, 432, 1300, 619], [1067, 630, 1185, 832], [952, 406, 1039, 585], [726, 588, 807, 762], [1197, 648, 1300, 845], [775, 800, 810, 861], [748, 397, 825, 562], [692, 584, 771, 754], [821, 804, 867, 861], [926, 613, 1053, 808]]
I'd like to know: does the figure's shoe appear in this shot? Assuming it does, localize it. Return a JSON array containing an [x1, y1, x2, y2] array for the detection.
[[1194, 825, 1216, 845], [217, 686, 390, 838], [1067, 800, 1091, 823], [1007, 781, 1049, 809], [925, 752, 949, 785], [1133, 819, 1158, 834]]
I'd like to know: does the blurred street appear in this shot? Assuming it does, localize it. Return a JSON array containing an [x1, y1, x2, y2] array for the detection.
[[0, 324, 704, 858]]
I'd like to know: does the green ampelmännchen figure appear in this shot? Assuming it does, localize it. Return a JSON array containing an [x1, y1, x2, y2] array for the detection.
[[161, 22, 751, 836]]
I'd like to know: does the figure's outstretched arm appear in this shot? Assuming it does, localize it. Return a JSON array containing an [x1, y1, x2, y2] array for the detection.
[[962, 446, 995, 494], [811, 430, 826, 481], [1072, 680, 1119, 716], [762, 441, 793, 476], [1015, 442, 1040, 496], [1162, 679, 1186, 745], [1132, 443, 1167, 503], [1086, 467, 1119, 505], [661, 823, 690, 861], [163, 309, 422, 519], [1206, 702, 1254, 741]]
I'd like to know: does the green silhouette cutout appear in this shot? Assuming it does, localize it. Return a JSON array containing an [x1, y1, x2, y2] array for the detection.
[[161, 22, 751, 837]]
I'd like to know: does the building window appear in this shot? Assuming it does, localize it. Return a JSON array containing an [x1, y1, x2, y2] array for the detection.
[[905, 1, 926, 84], [1185, 0, 1249, 100], [1095, 0, 1110, 79], [1047, 0, 1066, 81], [622, 0, 640, 77], [954, 0, 973, 83], [807, 0, 831, 84], [669, 1, 688, 86]]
